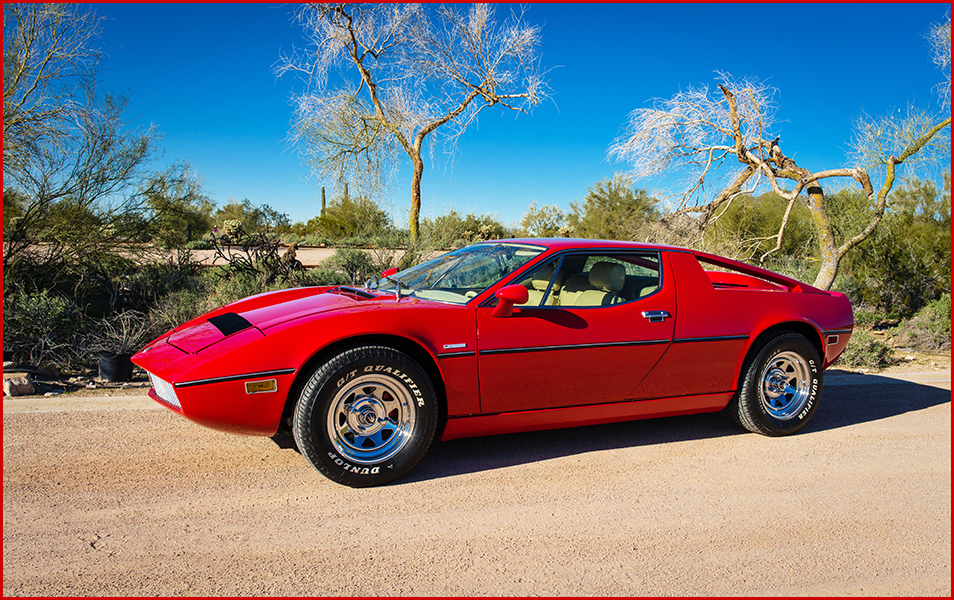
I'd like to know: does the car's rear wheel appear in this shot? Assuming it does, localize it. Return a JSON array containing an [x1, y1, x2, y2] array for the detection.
[[293, 345, 438, 487], [729, 332, 823, 436]]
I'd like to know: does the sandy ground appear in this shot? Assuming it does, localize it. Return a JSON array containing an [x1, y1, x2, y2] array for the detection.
[[2, 367, 950, 596]]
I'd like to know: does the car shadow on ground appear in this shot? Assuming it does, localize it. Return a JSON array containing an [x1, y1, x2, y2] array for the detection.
[[398, 376, 951, 485]]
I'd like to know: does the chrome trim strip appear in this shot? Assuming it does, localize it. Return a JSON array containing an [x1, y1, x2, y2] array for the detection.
[[823, 329, 853, 335], [672, 334, 749, 344], [436, 351, 477, 359], [175, 368, 296, 388], [479, 339, 671, 356]]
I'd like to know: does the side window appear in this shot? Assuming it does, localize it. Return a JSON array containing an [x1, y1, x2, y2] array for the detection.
[[514, 259, 562, 307], [559, 253, 661, 307], [511, 252, 661, 308]]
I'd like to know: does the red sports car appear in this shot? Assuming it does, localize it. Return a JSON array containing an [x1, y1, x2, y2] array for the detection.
[[132, 239, 853, 487]]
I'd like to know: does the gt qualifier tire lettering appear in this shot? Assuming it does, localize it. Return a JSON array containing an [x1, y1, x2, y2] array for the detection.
[[336, 370, 358, 388], [363, 365, 424, 406], [293, 345, 438, 488], [727, 332, 823, 437], [792, 359, 820, 419]]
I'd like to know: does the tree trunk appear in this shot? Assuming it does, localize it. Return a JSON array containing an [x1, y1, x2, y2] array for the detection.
[[805, 187, 841, 290], [409, 154, 424, 243]]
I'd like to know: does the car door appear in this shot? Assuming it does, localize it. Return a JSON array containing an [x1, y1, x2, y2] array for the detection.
[[475, 251, 675, 414]]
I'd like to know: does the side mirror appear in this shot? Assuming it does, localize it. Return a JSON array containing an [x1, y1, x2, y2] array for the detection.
[[381, 267, 399, 278], [491, 284, 529, 317]]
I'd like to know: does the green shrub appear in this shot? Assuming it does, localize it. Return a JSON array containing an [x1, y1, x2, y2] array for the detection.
[[281, 233, 304, 245], [184, 239, 213, 250], [839, 178, 950, 316], [205, 270, 287, 306], [116, 257, 203, 314], [301, 268, 350, 287], [852, 309, 884, 329], [835, 329, 894, 369], [148, 286, 215, 332], [303, 235, 331, 246], [339, 236, 368, 248], [2, 289, 88, 369], [894, 293, 951, 351], [324, 248, 376, 284]]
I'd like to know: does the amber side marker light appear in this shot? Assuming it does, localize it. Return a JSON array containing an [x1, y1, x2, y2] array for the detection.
[[245, 379, 278, 394]]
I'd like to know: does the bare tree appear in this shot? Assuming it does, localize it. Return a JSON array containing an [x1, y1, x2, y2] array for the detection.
[[3, 3, 102, 178], [3, 3, 160, 274], [608, 18, 951, 290], [276, 3, 550, 242]]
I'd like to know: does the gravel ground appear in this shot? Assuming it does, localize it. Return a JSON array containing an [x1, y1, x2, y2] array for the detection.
[[3, 369, 950, 596]]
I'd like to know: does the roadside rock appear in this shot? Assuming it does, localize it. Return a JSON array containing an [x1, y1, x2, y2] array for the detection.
[[3, 373, 35, 397]]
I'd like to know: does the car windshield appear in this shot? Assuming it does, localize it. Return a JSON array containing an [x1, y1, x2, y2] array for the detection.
[[371, 242, 546, 304]]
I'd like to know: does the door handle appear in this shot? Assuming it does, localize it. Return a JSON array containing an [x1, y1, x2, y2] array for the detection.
[[641, 310, 670, 323]]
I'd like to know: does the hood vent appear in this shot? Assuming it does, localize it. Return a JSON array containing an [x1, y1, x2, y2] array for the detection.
[[208, 312, 252, 336]]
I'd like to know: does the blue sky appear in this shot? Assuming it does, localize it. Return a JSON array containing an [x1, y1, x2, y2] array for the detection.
[[93, 3, 950, 228]]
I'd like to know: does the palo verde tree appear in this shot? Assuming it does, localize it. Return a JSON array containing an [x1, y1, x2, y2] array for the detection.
[[3, 3, 160, 277], [276, 3, 550, 242], [568, 174, 661, 241], [607, 17, 951, 290]]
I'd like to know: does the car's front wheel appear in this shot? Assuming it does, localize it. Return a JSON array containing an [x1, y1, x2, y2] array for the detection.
[[729, 332, 823, 436], [293, 345, 438, 487]]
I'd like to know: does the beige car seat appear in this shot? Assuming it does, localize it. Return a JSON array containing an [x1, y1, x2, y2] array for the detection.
[[525, 266, 562, 306], [561, 262, 625, 306]]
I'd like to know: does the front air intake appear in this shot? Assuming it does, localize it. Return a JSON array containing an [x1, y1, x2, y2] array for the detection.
[[148, 373, 182, 411]]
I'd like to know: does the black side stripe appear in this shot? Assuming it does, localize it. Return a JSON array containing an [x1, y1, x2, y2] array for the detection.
[[672, 334, 749, 344], [175, 368, 296, 388], [480, 339, 671, 356]]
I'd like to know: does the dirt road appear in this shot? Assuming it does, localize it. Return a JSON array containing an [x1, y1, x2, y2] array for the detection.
[[3, 369, 950, 596]]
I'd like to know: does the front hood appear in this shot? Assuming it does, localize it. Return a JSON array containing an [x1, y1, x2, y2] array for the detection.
[[236, 287, 366, 330], [155, 287, 383, 356]]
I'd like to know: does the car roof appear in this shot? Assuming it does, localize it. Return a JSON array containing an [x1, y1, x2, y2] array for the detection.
[[482, 238, 684, 252]]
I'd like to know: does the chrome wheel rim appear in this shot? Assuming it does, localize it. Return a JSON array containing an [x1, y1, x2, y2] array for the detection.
[[327, 374, 416, 464], [759, 351, 812, 421]]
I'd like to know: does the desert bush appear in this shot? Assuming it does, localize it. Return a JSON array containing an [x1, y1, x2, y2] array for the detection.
[[204, 269, 287, 307], [114, 254, 203, 314], [3, 289, 88, 369], [324, 248, 376, 284], [568, 175, 660, 240], [835, 329, 894, 369], [851, 309, 887, 329], [309, 194, 392, 240], [86, 310, 155, 355], [420, 210, 505, 250], [339, 236, 368, 248], [281, 233, 305, 245], [213, 199, 290, 237], [894, 293, 951, 351], [837, 177, 950, 316], [519, 201, 566, 237], [303, 235, 332, 246], [146, 282, 215, 333], [185, 239, 213, 250], [301, 268, 350, 287]]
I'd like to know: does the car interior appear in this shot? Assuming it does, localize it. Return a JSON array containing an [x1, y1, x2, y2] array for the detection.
[[519, 253, 660, 307]]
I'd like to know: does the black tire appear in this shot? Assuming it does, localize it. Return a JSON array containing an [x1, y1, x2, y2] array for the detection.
[[293, 345, 438, 487], [728, 332, 823, 436]]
